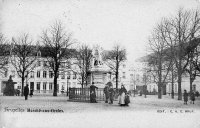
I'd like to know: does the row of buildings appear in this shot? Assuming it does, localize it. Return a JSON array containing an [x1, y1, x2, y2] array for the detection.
[[0, 46, 147, 95], [3, 43, 198, 96]]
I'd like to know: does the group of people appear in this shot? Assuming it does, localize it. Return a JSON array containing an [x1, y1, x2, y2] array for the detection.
[[24, 84, 33, 100], [103, 82, 115, 104], [89, 81, 130, 106], [183, 90, 198, 104]]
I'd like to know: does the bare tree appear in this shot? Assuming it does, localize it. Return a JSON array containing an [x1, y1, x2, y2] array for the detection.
[[166, 8, 200, 100], [148, 22, 173, 99], [148, 8, 200, 100], [0, 33, 9, 75], [103, 44, 126, 89], [73, 44, 92, 88], [41, 21, 74, 96], [11, 34, 38, 96], [185, 38, 200, 94]]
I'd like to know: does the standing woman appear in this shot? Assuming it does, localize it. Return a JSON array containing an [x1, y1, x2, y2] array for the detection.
[[119, 84, 127, 106]]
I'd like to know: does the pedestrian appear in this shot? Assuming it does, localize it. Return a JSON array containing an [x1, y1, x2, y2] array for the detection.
[[183, 90, 188, 105], [108, 83, 115, 104], [90, 82, 98, 103], [195, 91, 199, 97], [104, 82, 110, 103], [118, 84, 127, 106], [125, 92, 130, 106], [30, 88, 33, 97], [24, 84, 29, 100], [190, 91, 195, 104]]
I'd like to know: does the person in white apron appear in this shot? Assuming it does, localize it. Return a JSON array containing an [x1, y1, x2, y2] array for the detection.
[[119, 85, 127, 106]]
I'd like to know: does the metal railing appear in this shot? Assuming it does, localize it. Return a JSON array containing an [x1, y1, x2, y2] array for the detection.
[[68, 87, 118, 102]]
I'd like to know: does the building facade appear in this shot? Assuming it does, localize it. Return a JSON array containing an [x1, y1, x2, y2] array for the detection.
[[0, 48, 135, 95]]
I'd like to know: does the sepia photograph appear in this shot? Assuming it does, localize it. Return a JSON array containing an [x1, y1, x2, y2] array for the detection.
[[0, 0, 200, 128]]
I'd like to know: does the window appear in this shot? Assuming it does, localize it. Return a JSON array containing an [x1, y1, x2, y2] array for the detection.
[[37, 82, 40, 90], [73, 72, 77, 79], [37, 71, 40, 78], [43, 71, 47, 78], [136, 74, 140, 81], [61, 72, 65, 79], [174, 84, 177, 93], [43, 61, 47, 67], [123, 64, 126, 68], [49, 71, 53, 78], [66, 62, 71, 69], [30, 71, 34, 78], [37, 61, 41, 66], [37, 51, 41, 57], [67, 72, 71, 79], [4, 70, 7, 77], [123, 72, 126, 79], [49, 83, 53, 90], [11, 70, 15, 78], [193, 84, 196, 92], [43, 82, 47, 90]]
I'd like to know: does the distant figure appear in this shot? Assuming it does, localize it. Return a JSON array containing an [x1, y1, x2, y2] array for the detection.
[[104, 83, 110, 103], [15, 89, 20, 96], [30, 88, 33, 97], [125, 92, 130, 106], [24, 84, 29, 100], [90, 82, 98, 103], [119, 84, 127, 106], [108, 83, 115, 104], [183, 90, 188, 105], [195, 91, 199, 97], [190, 91, 195, 104]]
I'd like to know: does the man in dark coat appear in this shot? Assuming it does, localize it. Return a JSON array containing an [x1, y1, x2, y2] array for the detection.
[[108, 83, 115, 104], [183, 90, 188, 105], [104, 82, 110, 103], [90, 82, 98, 103], [24, 84, 29, 100]]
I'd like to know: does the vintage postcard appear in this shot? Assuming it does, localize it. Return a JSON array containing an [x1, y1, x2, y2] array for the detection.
[[0, 0, 200, 128]]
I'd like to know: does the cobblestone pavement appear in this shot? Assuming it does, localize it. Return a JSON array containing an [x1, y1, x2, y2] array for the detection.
[[0, 95, 200, 128]]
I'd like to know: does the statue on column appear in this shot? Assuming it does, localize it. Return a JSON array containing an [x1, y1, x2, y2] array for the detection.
[[93, 46, 103, 67]]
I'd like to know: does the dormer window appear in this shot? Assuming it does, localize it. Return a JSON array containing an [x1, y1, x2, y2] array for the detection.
[[37, 51, 41, 57]]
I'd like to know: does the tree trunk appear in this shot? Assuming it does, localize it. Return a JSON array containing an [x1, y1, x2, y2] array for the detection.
[[171, 68, 174, 99], [158, 82, 162, 99], [116, 71, 118, 89], [177, 71, 182, 100], [21, 75, 25, 96], [116, 61, 119, 89], [177, 56, 182, 100], [158, 55, 162, 99], [81, 74, 84, 88], [53, 72, 58, 96]]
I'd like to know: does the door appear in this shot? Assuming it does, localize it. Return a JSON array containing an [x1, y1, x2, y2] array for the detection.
[[30, 82, 34, 91]]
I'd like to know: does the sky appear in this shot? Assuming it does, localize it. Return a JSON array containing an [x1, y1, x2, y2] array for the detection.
[[0, 0, 199, 63]]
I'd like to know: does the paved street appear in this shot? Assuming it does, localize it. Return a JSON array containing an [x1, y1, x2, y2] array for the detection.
[[0, 95, 200, 128]]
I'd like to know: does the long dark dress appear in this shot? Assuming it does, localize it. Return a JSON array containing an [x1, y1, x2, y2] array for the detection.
[[90, 85, 98, 103]]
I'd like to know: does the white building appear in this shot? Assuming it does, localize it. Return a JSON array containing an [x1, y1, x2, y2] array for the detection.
[[0, 47, 135, 95]]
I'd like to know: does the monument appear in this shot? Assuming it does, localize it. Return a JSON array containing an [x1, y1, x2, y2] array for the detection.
[[3, 75, 17, 96], [88, 46, 112, 88]]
